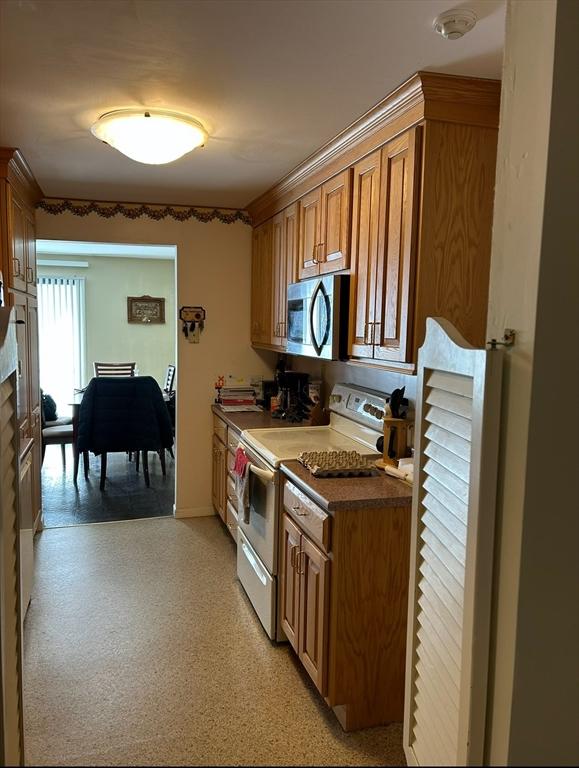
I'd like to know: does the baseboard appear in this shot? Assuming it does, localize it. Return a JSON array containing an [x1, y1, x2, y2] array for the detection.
[[174, 505, 215, 519]]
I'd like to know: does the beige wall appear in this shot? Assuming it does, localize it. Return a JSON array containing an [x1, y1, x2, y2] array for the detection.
[[35, 210, 276, 517], [485, 0, 579, 764], [38, 255, 175, 389]]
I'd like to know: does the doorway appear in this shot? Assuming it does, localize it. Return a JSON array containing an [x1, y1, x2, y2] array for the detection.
[[36, 240, 177, 527]]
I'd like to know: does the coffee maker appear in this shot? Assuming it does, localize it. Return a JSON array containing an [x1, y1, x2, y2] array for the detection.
[[273, 363, 312, 423]]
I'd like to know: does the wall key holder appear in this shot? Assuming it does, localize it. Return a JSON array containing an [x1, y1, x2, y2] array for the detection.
[[180, 306, 206, 343]]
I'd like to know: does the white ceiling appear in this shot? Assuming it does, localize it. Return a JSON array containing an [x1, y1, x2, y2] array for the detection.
[[0, 0, 505, 208]]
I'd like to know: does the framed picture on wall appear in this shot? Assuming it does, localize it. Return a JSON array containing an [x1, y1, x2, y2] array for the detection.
[[127, 295, 166, 324]]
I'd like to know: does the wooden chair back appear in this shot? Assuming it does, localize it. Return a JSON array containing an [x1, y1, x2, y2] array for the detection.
[[94, 362, 136, 377]]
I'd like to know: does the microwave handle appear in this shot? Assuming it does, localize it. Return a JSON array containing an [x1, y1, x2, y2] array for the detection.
[[309, 279, 331, 357], [249, 464, 275, 484]]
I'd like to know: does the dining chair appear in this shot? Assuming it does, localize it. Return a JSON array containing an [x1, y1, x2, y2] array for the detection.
[[93, 361, 136, 377], [163, 364, 176, 394], [77, 376, 174, 490]]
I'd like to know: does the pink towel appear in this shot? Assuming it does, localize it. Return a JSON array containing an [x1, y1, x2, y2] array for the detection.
[[233, 447, 251, 523]]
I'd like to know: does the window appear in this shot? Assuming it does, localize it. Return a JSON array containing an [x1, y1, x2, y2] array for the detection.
[[37, 277, 86, 416]]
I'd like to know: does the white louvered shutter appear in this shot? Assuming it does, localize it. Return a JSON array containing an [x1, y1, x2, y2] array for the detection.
[[403, 318, 503, 766]]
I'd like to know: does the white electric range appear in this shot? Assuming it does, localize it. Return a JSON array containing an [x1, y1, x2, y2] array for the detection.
[[236, 383, 393, 641]]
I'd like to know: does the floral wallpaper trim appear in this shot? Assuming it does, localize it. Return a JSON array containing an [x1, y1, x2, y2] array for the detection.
[[37, 198, 251, 225]]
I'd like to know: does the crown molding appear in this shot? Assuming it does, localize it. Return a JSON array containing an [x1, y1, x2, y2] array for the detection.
[[37, 197, 251, 225], [246, 71, 501, 226], [0, 147, 44, 208]]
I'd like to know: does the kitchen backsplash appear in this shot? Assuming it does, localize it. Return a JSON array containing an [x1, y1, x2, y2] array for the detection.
[[288, 356, 417, 411]]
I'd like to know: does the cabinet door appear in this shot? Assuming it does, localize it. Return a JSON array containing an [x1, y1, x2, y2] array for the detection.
[[24, 211, 37, 296], [280, 512, 301, 653], [319, 169, 352, 274], [271, 212, 285, 348], [280, 203, 298, 343], [27, 296, 40, 417], [212, 435, 227, 522], [349, 151, 381, 359], [19, 450, 34, 619], [7, 291, 30, 452], [297, 188, 321, 279], [373, 129, 421, 363], [298, 533, 330, 695], [250, 220, 273, 345], [8, 188, 27, 293]]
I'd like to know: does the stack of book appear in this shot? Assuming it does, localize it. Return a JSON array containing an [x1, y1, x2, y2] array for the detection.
[[220, 386, 256, 406]]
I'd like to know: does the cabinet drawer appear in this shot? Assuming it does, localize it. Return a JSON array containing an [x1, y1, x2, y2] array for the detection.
[[213, 414, 227, 444], [227, 428, 241, 453], [227, 474, 237, 510], [226, 500, 238, 542], [283, 481, 331, 553]]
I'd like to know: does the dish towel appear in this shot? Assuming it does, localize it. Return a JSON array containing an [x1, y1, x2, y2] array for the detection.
[[233, 446, 251, 523]]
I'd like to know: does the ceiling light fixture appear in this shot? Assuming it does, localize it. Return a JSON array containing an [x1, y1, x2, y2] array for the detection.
[[433, 8, 478, 40], [90, 108, 207, 165]]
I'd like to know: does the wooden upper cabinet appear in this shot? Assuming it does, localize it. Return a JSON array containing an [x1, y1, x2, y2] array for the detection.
[[297, 188, 321, 280], [7, 290, 30, 451], [7, 188, 27, 293], [24, 210, 37, 296], [250, 219, 273, 345], [270, 203, 298, 348], [280, 512, 301, 653], [349, 150, 382, 359], [298, 170, 352, 280], [298, 533, 330, 696], [349, 129, 420, 365], [319, 169, 352, 274], [373, 128, 420, 363]]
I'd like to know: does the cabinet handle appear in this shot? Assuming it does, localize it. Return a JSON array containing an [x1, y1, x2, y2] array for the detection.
[[290, 544, 299, 568], [364, 321, 370, 345], [318, 242, 326, 262], [372, 321, 381, 345], [311, 245, 318, 265], [26, 266, 34, 283], [298, 550, 306, 575], [18, 359, 22, 378], [13, 257, 21, 277], [292, 504, 307, 516]]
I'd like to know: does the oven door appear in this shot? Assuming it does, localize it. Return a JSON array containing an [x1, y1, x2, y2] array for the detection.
[[237, 442, 279, 575]]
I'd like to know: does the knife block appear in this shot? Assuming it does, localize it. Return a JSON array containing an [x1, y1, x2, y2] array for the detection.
[[380, 417, 409, 467]]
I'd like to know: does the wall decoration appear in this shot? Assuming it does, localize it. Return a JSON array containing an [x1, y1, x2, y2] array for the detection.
[[37, 197, 251, 225], [127, 295, 165, 324]]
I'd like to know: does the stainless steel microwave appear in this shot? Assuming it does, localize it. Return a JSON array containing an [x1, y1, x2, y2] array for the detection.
[[286, 275, 349, 360]]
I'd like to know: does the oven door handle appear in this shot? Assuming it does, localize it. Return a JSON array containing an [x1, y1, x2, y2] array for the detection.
[[249, 464, 275, 484], [241, 539, 267, 586]]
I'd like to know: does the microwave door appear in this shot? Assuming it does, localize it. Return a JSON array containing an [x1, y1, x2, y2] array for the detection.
[[309, 280, 331, 356]]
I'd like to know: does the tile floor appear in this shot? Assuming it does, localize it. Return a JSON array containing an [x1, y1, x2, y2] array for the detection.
[[41, 445, 174, 527], [23, 516, 405, 766]]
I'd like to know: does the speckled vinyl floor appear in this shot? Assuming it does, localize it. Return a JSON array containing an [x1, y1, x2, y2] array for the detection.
[[23, 517, 405, 766]]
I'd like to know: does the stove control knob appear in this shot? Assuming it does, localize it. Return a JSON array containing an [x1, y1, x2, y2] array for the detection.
[[368, 405, 377, 416], [376, 409, 384, 420], [363, 403, 372, 413]]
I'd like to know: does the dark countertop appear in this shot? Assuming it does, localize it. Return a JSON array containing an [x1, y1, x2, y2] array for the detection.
[[280, 459, 413, 512], [212, 404, 307, 436]]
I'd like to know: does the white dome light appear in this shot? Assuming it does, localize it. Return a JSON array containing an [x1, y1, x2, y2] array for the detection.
[[433, 8, 478, 40], [90, 108, 207, 165]]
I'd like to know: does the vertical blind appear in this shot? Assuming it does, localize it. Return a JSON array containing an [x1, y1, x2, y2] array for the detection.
[[37, 277, 86, 416]]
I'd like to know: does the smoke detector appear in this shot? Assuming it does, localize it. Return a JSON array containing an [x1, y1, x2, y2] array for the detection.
[[433, 8, 478, 39]]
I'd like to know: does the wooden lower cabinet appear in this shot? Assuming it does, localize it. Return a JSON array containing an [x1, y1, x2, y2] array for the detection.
[[280, 477, 411, 731], [211, 434, 227, 522], [298, 532, 330, 695], [280, 513, 302, 652]]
